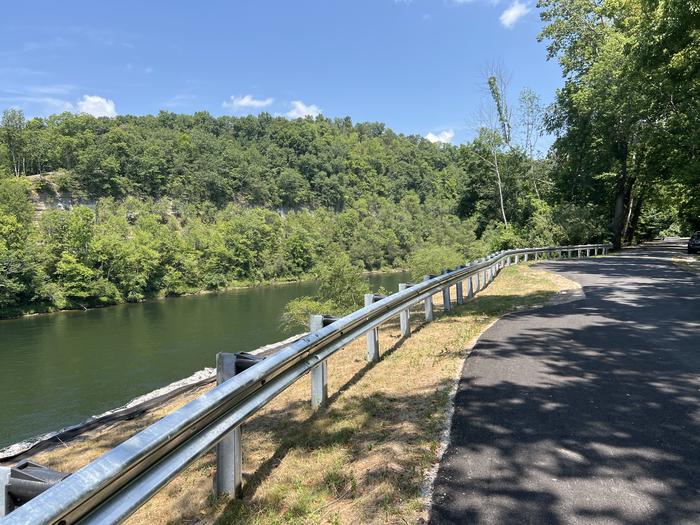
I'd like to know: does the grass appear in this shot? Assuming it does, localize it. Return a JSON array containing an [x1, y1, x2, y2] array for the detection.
[[31, 264, 578, 525]]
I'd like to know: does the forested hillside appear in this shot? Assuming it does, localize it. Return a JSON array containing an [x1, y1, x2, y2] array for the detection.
[[0, 111, 575, 317], [0, 0, 696, 318]]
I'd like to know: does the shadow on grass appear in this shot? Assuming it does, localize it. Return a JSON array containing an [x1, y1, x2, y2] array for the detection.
[[207, 281, 568, 525]]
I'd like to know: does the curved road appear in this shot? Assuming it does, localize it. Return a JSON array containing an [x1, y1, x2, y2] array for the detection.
[[430, 241, 700, 524]]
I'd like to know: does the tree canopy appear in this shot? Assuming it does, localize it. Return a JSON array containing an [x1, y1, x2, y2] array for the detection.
[[1, 7, 697, 319]]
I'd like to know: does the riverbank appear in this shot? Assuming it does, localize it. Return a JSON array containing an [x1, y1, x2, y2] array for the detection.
[[0, 333, 305, 462], [0, 271, 410, 448], [15, 265, 578, 524], [0, 268, 409, 321]]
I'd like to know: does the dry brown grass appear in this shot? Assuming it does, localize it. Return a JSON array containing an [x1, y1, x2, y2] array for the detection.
[[33, 264, 577, 525]]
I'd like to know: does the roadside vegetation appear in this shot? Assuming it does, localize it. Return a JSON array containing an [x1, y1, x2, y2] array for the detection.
[[30, 263, 578, 525], [1, 0, 697, 320]]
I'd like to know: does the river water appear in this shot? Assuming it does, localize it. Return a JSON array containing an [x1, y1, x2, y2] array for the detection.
[[0, 272, 409, 448]]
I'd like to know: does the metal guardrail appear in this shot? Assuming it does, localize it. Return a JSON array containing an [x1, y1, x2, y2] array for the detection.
[[1, 243, 610, 524]]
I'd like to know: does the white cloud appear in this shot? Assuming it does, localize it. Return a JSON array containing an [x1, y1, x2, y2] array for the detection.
[[26, 84, 76, 95], [500, 1, 531, 28], [0, 96, 74, 113], [286, 100, 321, 119], [425, 129, 455, 144], [163, 93, 197, 108], [222, 94, 274, 110], [76, 95, 117, 117]]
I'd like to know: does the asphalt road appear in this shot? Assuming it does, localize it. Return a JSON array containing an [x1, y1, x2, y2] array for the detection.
[[430, 240, 700, 524]]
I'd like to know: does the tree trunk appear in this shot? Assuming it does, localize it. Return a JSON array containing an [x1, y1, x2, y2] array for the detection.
[[493, 151, 509, 228], [624, 190, 644, 245], [611, 142, 631, 249]]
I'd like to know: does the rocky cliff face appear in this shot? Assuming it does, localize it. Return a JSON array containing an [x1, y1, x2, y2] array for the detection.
[[27, 173, 95, 214]]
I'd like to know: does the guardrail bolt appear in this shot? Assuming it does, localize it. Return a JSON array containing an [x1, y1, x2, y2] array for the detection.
[[398, 283, 411, 338], [215, 352, 243, 499], [364, 294, 380, 362], [308, 315, 328, 409]]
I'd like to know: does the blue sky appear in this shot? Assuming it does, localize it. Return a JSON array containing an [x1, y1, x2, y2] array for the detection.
[[0, 0, 562, 147]]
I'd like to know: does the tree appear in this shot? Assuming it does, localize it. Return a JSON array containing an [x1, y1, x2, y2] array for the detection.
[[282, 251, 370, 329], [474, 69, 515, 228], [518, 89, 546, 198], [407, 244, 464, 281], [1, 109, 26, 177], [537, 0, 697, 245]]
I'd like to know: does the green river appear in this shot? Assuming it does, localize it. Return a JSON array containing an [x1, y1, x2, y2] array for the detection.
[[0, 272, 409, 448]]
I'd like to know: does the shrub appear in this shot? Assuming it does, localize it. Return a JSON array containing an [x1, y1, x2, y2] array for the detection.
[[407, 244, 465, 281]]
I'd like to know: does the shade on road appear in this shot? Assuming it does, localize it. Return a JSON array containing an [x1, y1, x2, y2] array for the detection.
[[431, 241, 700, 524]]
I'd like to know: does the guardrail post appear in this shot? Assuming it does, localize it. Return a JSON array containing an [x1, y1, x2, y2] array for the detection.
[[422, 275, 434, 321], [456, 279, 464, 305], [441, 270, 452, 312], [215, 352, 243, 499], [398, 283, 411, 338], [309, 315, 328, 409], [524, 253, 529, 262], [466, 274, 474, 299], [365, 293, 380, 362], [1, 467, 10, 517]]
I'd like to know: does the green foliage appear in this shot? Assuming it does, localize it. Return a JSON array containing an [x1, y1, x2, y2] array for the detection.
[[1, 51, 693, 319], [55, 253, 120, 308], [283, 252, 369, 329], [407, 245, 465, 281], [315, 251, 369, 312], [281, 297, 335, 331], [1, 108, 26, 177], [522, 199, 563, 247], [0, 178, 34, 225], [0, 211, 42, 312], [538, 0, 699, 242]]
